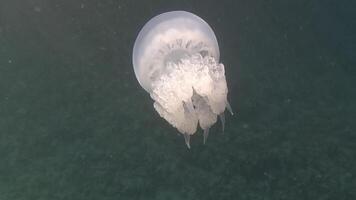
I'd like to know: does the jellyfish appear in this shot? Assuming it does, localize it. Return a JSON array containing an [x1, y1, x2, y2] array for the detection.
[[132, 11, 233, 148]]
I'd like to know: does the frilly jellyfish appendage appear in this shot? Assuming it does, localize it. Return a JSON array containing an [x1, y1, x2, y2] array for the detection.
[[133, 11, 233, 148]]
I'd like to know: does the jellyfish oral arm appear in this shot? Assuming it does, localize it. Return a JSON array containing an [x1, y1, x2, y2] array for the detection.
[[149, 53, 231, 147]]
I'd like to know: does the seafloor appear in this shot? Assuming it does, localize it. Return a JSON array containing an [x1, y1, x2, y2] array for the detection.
[[0, 0, 355, 199]]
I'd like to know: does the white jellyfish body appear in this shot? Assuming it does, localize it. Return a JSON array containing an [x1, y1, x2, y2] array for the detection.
[[133, 11, 232, 148]]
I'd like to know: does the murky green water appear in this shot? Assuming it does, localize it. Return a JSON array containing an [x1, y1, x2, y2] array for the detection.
[[0, 0, 355, 199]]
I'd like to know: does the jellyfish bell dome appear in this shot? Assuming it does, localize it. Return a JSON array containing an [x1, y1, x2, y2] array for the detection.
[[132, 11, 232, 148], [133, 11, 220, 92]]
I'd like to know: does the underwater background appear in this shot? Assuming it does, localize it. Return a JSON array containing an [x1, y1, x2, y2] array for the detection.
[[0, 0, 355, 199]]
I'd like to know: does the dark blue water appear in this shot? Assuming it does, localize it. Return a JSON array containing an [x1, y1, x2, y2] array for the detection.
[[0, 0, 355, 199]]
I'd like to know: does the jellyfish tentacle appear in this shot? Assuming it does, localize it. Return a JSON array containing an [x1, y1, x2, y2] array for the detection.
[[226, 100, 234, 115], [203, 128, 209, 144], [184, 133, 191, 149], [219, 113, 225, 133]]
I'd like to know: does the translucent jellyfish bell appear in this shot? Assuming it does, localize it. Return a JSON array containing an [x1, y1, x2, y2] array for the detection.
[[133, 11, 233, 148]]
